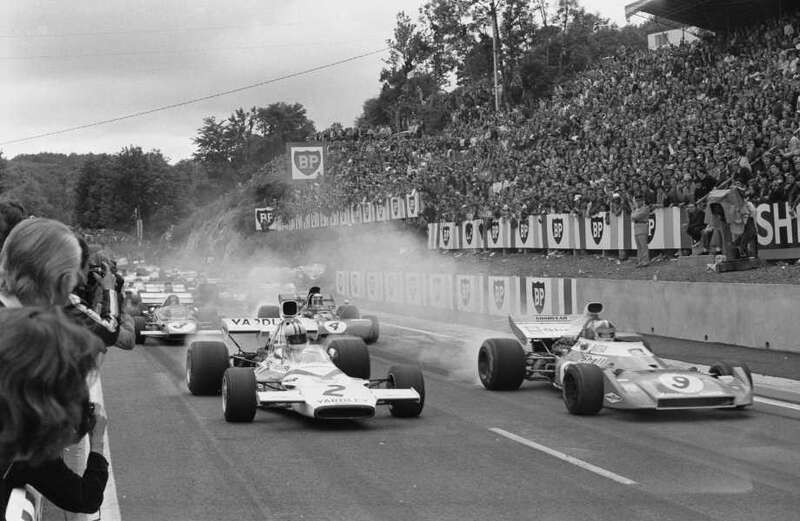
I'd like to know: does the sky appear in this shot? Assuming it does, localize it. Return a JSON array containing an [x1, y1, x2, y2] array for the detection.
[[0, 0, 634, 163]]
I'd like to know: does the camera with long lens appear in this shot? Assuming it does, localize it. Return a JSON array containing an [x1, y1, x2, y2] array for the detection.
[[75, 400, 96, 439]]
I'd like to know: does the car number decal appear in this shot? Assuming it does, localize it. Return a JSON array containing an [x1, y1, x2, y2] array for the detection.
[[658, 374, 703, 394], [323, 384, 346, 397], [325, 320, 347, 333]]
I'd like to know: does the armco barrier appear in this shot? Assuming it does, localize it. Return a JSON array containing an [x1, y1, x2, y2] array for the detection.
[[336, 270, 800, 353]]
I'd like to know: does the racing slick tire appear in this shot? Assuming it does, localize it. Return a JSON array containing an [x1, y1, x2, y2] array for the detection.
[[337, 305, 360, 320], [186, 340, 230, 396], [477, 338, 525, 390], [326, 336, 370, 379], [257, 305, 281, 319], [134, 316, 146, 345], [362, 314, 380, 344], [222, 368, 257, 423], [387, 365, 425, 418], [563, 364, 604, 415]]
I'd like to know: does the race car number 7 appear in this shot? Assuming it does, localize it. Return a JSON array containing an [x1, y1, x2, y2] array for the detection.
[[323, 384, 346, 397]]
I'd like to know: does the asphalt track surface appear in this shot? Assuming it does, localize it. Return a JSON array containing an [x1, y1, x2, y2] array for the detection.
[[94, 316, 800, 521]]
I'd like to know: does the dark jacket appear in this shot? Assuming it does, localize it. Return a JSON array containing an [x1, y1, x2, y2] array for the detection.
[[64, 290, 121, 348], [1, 452, 108, 514]]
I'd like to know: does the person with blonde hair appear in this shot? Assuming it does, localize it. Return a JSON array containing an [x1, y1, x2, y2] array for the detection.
[[0, 218, 81, 307], [0, 307, 108, 514]]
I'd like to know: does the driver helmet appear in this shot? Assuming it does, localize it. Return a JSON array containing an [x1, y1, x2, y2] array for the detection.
[[593, 319, 616, 340], [310, 293, 324, 309], [285, 321, 307, 346], [164, 294, 180, 306]]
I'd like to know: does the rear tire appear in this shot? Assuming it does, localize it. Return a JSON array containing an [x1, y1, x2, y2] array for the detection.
[[362, 314, 380, 344], [222, 368, 257, 422], [387, 365, 425, 417], [337, 305, 360, 320], [257, 305, 280, 319], [326, 336, 370, 379], [563, 364, 604, 415], [186, 340, 229, 396], [477, 338, 525, 390], [134, 316, 146, 344]]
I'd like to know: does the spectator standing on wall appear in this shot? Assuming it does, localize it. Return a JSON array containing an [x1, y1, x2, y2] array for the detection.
[[631, 193, 652, 268]]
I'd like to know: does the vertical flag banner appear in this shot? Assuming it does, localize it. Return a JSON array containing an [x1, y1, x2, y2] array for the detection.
[[390, 196, 407, 219], [384, 272, 405, 304], [486, 276, 518, 316], [439, 222, 461, 250], [335, 271, 349, 297], [462, 219, 485, 249], [375, 200, 389, 222], [405, 272, 423, 305], [349, 271, 364, 299], [406, 191, 421, 218], [522, 277, 577, 315], [288, 143, 324, 181], [546, 214, 574, 249], [365, 272, 384, 301], [486, 218, 512, 248]]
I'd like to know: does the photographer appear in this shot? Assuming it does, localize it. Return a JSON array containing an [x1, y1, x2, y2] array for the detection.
[[66, 238, 121, 349], [1, 307, 108, 514]]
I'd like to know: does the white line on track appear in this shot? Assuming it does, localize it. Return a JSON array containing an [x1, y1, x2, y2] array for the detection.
[[383, 322, 461, 339], [489, 428, 638, 486], [754, 396, 800, 411], [91, 378, 122, 521]]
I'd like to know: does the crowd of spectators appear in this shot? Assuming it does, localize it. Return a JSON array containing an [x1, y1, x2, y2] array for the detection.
[[276, 10, 800, 228]]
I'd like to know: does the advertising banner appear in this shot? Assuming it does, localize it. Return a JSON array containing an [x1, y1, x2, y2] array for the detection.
[[254, 207, 275, 232], [426, 273, 452, 309], [405, 272, 424, 305], [486, 276, 518, 316], [756, 202, 800, 259], [384, 271, 404, 304], [439, 222, 461, 250], [365, 272, 383, 301], [522, 277, 578, 316], [375, 200, 390, 222], [390, 196, 407, 219], [546, 213, 574, 250], [486, 218, 512, 249], [287, 143, 324, 181], [512, 216, 543, 249], [349, 271, 363, 299], [455, 274, 483, 313], [461, 219, 484, 249], [335, 271, 349, 297], [406, 191, 421, 218]]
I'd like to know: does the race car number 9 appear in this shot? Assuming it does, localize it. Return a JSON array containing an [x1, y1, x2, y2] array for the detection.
[[658, 374, 703, 394]]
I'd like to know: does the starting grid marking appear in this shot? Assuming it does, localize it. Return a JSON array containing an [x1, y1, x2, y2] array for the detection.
[[381, 321, 800, 412], [489, 428, 638, 486]]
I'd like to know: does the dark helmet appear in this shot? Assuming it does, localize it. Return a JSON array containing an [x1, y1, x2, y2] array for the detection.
[[285, 321, 307, 345]]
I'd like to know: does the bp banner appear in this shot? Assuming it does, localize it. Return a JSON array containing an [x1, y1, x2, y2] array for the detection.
[[455, 274, 483, 313], [512, 216, 545, 249], [287, 143, 324, 181], [329, 212, 340, 227], [384, 271, 404, 304], [375, 200, 390, 222], [405, 272, 424, 305], [522, 277, 578, 316], [335, 271, 349, 296], [439, 222, 461, 250], [362, 202, 375, 223], [349, 271, 364, 299], [310, 212, 320, 228], [546, 213, 574, 249], [365, 272, 383, 301], [390, 196, 407, 219], [338, 208, 351, 226], [461, 220, 484, 249], [254, 207, 275, 231], [486, 276, 519, 316], [320, 213, 329, 227], [406, 191, 421, 218], [486, 218, 513, 249], [350, 204, 363, 225], [426, 273, 452, 309]]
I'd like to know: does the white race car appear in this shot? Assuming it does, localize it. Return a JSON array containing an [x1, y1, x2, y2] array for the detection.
[[185, 301, 424, 422]]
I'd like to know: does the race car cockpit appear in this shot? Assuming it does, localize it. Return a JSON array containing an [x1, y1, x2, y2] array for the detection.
[[580, 319, 616, 340], [163, 294, 181, 307]]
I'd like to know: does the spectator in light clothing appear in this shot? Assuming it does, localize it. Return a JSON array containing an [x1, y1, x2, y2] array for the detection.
[[631, 193, 651, 268]]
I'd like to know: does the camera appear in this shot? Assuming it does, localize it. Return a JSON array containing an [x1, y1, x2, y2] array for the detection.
[[88, 263, 106, 279], [76, 400, 96, 439]]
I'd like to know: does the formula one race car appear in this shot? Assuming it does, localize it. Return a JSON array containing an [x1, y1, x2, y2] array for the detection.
[[132, 287, 198, 344], [477, 303, 753, 415], [185, 300, 423, 422], [259, 286, 379, 344]]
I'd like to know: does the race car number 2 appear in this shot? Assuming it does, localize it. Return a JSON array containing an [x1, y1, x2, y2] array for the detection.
[[658, 374, 703, 394]]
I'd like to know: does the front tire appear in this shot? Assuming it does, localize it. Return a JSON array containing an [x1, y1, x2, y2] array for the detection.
[[222, 368, 257, 422], [478, 338, 525, 390], [563, 364, 604, 415], [186, 340, 229, 396], [362, 314, 380, 344], [326, 336, 370, 379], [387, 365, 425, 417], [134, 316, 146, 344]]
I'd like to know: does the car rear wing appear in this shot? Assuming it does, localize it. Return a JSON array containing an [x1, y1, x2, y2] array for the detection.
[[221, 317, 282, 334], [139, 292, 194, 305], [508, 314, 586, 343]]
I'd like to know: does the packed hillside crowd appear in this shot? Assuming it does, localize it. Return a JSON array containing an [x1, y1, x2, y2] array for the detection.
[[0, 200, 136, 515], [279, 10, 800, 225]]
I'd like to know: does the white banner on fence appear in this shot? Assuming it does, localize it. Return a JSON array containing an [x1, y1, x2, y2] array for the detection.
[[365, 272, 383, 301], [462, 219, 484, 249], [405, 272, 424, 305], [487, 276, 517, 316], [426, 273, 452, 309], [384, 271, 404, 304], [455, 274, 483, 313], [335, 271, 348, 296], [349, 271, 363, 298]]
